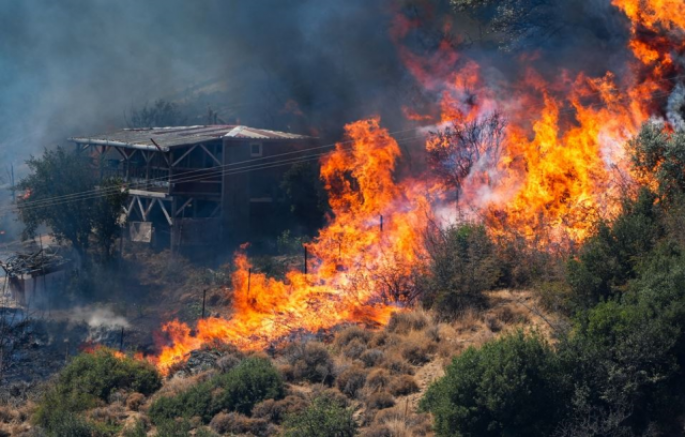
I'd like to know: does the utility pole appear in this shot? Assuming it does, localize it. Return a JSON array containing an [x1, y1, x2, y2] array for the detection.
[[304, 245, 308, 275], [201, 288, 207, 319]]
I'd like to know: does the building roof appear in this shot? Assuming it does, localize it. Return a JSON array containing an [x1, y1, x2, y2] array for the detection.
[[69, 125, 312, 151]]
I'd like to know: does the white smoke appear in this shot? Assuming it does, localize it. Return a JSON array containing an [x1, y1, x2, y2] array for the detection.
[[667, 82, 685, 132], [70, 306, 130, 330]]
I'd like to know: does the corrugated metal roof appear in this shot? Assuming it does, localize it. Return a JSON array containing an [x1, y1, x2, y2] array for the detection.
[[69, 125, 312, 151]]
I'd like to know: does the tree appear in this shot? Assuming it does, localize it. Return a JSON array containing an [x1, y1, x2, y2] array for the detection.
[[427, 113, 505, 214], [17, 147, 127, 260]]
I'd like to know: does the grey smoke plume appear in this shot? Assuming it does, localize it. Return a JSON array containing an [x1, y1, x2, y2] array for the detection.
[[70, 306, 130, 330], [0, 0, 415, 166], [667, 83, 685, 132]]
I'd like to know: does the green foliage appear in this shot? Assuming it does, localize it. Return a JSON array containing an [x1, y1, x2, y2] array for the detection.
[[212, 356, 285, 415], [283, 396, 357, 437], [423, 224, 500, 318], [630, 123, 685, 202], [421, 331, 566, 437], [566, 188, 661, 309], [128, 99, 187, 128], [34, 349, 161, 436], [18, 146, 127, 259], [149, 357, 284, 425], [57, 348, 161, 400]]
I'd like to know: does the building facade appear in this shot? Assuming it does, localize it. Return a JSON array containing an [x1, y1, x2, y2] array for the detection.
[[70, 125, 317, 251]]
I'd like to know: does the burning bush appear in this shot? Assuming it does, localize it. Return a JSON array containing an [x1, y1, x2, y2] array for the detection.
[[282, 395, 357, 437]]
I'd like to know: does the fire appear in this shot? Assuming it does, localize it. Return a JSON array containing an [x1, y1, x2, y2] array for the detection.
[[81, 344, 126, 360], [155, 119, 430, 373], [150, 1, 685, 371]]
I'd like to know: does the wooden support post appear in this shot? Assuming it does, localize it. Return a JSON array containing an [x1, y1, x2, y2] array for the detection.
[[247, 268, 252, 293], [201, 288, 207, 319], [304, 245, 308, 276], [380, 215, 383, 233]]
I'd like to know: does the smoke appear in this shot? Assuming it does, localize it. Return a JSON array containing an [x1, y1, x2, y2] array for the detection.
[[667, 83, 685, 132], [70, 306, 130, 330], [0, 0, 418, 164]]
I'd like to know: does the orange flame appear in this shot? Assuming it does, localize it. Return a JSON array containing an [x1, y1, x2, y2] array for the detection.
[[155, 119, 430, 373], [149, 1, 685, 371]]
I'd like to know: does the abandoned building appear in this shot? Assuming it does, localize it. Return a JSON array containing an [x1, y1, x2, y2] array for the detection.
[[69, 125, 317, 251]]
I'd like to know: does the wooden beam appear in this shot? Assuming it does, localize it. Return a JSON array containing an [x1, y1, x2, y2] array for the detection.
[[200, 144, 222, 166], [172, 145, 198, 167], [174, 198, 193, 216], [136, 196, 147, 221], [157, 199, 173, 225], [123, 197, 136, 217]]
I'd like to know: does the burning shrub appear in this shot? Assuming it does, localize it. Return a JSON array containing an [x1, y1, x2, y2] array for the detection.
[[285, 342, 335, 385], [282, 395, 357, 437], [336, 365, 367, 399], [388, 375, 419, 397], [366, 391, 395, 411]]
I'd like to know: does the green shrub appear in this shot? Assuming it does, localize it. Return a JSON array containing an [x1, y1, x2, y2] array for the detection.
[[421, 331, 567, 437], [57, 348, 161, 400], [422, 224, 500, 319], [34, 349, 161, 435], [283, 396, 357, 437], [149, 357, 284, 425], [212, 356, 285, 415], [566, 189, 661, 309]]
